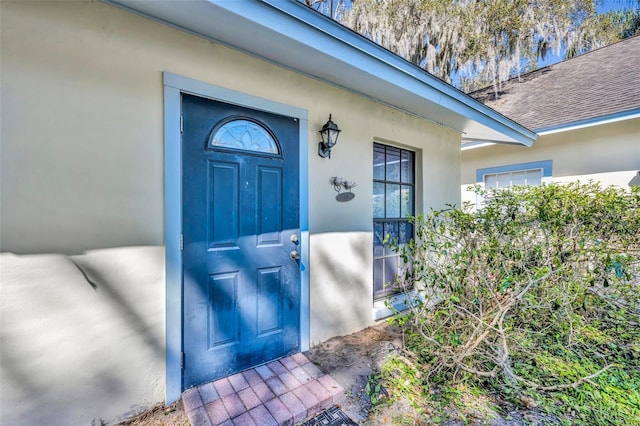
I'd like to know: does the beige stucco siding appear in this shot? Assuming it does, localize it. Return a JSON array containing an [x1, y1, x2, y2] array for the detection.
[[1, 0, 459, 334], [2, 0, 459, 254], [461, 118, 640, 204], [0, 247, 165, 425], [1, 1, 460, 423]]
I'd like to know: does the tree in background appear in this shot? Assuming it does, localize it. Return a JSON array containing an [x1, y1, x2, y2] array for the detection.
[[304, 0, 639, 92], [304, 0, 348, 20]]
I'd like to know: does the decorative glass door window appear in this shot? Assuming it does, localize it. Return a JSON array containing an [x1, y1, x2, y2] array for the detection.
[[208, 117, 280, 154], [373, 143, 415, 300]]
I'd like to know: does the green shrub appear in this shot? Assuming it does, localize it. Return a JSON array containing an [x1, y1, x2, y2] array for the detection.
[[388, 182, 640, 424]]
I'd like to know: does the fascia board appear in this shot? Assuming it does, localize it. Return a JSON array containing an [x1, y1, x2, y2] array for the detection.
[[226, 0, 537, 146], [535, 108, 640, 135], [268, 1, 534, 136], [461, 108, 640, 150]]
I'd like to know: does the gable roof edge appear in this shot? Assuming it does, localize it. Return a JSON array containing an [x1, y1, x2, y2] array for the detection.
[[536, 108, 640, 135]]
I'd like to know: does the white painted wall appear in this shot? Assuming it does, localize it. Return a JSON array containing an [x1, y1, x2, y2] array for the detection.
[[461, 118, 640, 205], [0, 1, 460, 423]]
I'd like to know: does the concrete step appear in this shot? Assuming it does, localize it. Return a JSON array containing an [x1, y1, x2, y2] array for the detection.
[[182, 353, 345, 426]]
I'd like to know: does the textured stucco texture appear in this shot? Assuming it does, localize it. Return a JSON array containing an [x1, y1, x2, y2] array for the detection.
[[1, 1, 461, 424]]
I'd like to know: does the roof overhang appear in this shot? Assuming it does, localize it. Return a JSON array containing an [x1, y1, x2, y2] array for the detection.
[[461, 107, 640, 150], [535, 108, 640, 136], [103, 0, 536, 146]]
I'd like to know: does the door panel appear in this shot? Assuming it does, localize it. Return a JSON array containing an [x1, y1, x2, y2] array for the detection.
[[257, 267, 283, 335], [208, 272, 240, 348], [257, 166, 283, 245], [182, 94, 300, 389], [208, 161, 240, 249]]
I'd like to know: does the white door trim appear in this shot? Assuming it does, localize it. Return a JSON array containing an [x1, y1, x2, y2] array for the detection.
[[163, 71, 310, 403]]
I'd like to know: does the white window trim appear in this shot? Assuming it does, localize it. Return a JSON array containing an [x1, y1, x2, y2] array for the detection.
[[476, 160, 553, 186], [475, 160, 552, 209], [483, 167, 544, 189], [163, 72, 310, 404]]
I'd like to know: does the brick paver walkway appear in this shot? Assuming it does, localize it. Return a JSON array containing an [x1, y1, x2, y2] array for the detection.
[[182, 353, 345, 426]]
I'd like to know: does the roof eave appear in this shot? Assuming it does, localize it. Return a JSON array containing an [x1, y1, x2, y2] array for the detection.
[[103, 0, 536, 146], [535, 108, 640, 135]]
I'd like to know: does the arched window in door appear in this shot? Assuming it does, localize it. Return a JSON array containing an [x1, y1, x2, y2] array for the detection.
[[208, 117, 280, 154]]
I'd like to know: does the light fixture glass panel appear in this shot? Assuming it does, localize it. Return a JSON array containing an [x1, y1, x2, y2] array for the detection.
[[327, 129, 339, 146]]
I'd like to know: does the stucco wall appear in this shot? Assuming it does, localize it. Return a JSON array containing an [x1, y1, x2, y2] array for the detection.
[[1, 0, 459, 255], [1, 1, 460, 423], [461, 119, 640, 205], [0, 247, 165, 425]]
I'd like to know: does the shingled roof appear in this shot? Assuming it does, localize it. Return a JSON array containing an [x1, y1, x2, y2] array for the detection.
[[470, 35, 640, 132]]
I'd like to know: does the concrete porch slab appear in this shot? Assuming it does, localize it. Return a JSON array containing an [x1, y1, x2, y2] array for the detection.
[[182, 353, 345, 426]]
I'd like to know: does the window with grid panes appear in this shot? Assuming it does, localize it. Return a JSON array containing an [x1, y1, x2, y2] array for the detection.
[[483, 168, 542, 189], [373, 143, 415, 300]]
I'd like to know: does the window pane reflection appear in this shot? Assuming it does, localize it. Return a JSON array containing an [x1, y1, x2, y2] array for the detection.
[[401, 150, 413, 184], [373, 182, 385, 218], [373, 144, 386, 180], [386, 147, 401, 182], [385, 184, 400, 218]]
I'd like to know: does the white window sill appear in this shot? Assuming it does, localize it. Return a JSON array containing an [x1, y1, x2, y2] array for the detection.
[[373, 290, 422, 321]]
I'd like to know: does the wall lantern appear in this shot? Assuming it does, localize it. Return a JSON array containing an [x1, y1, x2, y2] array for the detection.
[[318, 114, 341, 158]]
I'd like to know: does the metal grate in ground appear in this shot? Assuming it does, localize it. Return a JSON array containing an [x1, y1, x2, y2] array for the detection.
[[299, 405, 358, 426]]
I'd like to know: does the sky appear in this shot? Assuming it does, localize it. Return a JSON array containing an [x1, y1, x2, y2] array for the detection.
[[598, 0, 635, 13]]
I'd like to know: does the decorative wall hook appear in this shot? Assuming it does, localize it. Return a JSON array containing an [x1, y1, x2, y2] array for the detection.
[[330, 177, 357, 202]]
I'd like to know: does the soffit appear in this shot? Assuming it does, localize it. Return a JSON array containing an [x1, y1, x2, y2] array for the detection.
[[105, 0, 536, 146]]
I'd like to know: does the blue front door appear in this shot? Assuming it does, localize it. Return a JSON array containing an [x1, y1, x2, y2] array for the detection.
[[181, 94, 300, 389]]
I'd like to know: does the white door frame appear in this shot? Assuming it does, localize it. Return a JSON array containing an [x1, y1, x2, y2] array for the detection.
[[163, 72, 310, 403]]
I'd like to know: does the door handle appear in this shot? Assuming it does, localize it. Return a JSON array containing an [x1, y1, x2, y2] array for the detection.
[[290, 250, 300, 260]]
